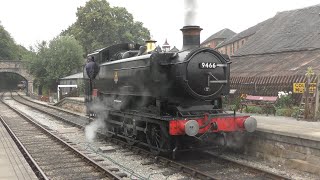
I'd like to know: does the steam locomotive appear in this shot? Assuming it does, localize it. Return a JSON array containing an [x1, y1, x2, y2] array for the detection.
[[84, 26, 257, 156]]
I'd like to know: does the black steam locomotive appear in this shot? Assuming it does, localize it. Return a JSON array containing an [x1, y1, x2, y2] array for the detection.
[[84, 26, 257, 156]]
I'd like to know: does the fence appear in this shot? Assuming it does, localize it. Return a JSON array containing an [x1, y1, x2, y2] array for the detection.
[[230, 75, 318, 104]]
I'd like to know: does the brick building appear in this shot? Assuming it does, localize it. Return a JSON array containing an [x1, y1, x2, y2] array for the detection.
[[226, 4, 320, 97]]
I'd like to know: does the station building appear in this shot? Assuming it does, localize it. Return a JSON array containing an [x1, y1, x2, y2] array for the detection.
[[203, 4, 320, 100]]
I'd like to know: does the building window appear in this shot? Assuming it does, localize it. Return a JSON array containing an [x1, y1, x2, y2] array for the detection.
[[242, 40, 244, 45]]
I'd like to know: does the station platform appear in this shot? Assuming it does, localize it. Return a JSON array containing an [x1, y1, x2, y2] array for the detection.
[[0, 118, 37, 180], [228, 112, 320, 142]]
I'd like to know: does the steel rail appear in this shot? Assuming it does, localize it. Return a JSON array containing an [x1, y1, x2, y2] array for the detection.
[[0, 115, 49, 180], [0, 92, 49, 179], [12, 93, 219, 179], [16, 92, 291, 180], [2, 92, 122, 180]]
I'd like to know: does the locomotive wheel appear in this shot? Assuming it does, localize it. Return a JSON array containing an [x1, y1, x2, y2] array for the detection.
[[123, 118, 136, 145], [145, 123, 169, 155], [104, 123, 114, 138]]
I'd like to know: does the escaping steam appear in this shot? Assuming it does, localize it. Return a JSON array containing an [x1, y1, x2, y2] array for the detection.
[[184, 0, 198, 26], [85, 99, 109, 142], [85, 116, 106, 142], [84, 86, 161, 142]]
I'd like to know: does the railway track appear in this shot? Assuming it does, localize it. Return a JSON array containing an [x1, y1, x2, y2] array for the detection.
[[175, 151, 290, 180], [12, 92, 291, 179], [0, 92, 123, 180], [14, 92, 91, 128]]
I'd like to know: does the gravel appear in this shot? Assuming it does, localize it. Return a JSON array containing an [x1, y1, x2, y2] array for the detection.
[[6, 94, 319, 180], [4, 96, 191, 180], [208, 150, 320, 180]]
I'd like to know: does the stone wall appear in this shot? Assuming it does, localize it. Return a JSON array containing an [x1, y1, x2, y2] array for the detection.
[[245, 131, 320, 175], [55, 97, 86, 114]]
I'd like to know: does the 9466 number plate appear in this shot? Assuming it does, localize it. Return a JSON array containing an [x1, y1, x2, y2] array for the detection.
[[199, 62, 217, 69]]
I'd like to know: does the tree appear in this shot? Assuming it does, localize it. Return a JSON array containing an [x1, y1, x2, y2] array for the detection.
[[45, 36, 84, 80], [23, 36, 84, 94], [62, 0, 150, 54], [0, 22, 18, 60]]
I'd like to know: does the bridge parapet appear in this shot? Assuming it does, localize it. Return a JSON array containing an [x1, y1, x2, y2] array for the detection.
[[0, 60, 34, 94]]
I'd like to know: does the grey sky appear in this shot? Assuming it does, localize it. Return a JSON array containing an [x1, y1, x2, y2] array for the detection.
[[1, 0, 319, 50]]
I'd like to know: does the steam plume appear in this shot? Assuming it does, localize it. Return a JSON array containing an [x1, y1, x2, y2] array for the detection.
[[85, 99, 109, 142], [184, 0, 198, 26], [85, 116, 106, 142]]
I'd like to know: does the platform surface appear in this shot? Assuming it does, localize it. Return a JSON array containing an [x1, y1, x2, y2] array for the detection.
[[248, 113, 320, 141], [0, 119, 37, 180]]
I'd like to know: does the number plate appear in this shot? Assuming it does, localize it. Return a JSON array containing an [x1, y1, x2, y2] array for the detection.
[[199, 62, 217, 69]]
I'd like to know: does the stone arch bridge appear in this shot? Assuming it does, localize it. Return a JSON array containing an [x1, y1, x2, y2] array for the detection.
[[0, 60, 34, 94]]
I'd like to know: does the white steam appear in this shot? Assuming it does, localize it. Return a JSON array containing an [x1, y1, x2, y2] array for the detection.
[[85, 99, 109, 142], [84, 87, 154, 142], [85, 117, 106, 142], [184, 0, 198, 26]]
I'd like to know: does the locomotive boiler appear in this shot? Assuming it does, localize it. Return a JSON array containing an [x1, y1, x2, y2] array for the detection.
[[84, 26, 257, 156]]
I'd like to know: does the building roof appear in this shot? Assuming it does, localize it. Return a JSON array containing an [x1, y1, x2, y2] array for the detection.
[[201, 28, 236, 45], [60, 72, 83, 80], [216, 19, 270, 48], [169, 46, 179, 52], [234, 4, 320, 56], [230, 49, 320, 77]]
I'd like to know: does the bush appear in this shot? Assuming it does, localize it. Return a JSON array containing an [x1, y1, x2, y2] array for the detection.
[[228, 104, 237, 111], [276, 91, 293, 108], [244, 106, 263, 114], [223, 95, 243, 111], [275, 107, 300, 117], [276, 108, 294, 117], [290, 106, 300, 118]]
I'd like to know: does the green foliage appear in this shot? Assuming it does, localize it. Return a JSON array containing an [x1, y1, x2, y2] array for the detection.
[[23, 36, 84, 92], [0, 23, 19, 60], [232, 96, 242, 111], [62, 0, 150, 54], [275, 91, 293, 108], [45, 36, 84, 80], [290, 106, 301, 118], [244, 106, 263, 114], [275, 108, 295, 117], [0, 22, 34, 60]]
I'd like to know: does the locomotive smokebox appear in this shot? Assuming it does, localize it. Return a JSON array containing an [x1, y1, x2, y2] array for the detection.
[[181, 25, 202, 50]]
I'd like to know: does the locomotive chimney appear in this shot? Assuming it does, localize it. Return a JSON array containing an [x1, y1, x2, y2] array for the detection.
[[181, 25, 202, 50]]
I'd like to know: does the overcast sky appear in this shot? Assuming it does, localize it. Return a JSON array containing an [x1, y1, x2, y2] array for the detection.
[[1, 0, 319, 50]]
